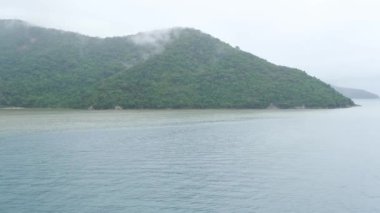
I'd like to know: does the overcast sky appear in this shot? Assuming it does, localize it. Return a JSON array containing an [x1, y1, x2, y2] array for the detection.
[[2, 0, 380, 93]]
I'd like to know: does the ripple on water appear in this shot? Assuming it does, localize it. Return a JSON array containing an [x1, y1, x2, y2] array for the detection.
[[1, 102, 380, 212]]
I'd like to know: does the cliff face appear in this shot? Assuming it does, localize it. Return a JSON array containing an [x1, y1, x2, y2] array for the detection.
[[0, 20, 354, 109]]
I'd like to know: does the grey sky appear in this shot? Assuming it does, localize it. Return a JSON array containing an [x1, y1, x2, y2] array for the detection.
[[1, 0, 380, 93]]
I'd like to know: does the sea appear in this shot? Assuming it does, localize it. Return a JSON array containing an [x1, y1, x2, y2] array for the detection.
[[1, 100, 380, 212]]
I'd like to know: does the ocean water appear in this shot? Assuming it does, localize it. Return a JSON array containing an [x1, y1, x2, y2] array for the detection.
[[1, 100, 380, 212]]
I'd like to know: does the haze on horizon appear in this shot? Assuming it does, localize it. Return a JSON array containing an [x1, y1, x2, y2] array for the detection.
[[1, 0, 380, 94]]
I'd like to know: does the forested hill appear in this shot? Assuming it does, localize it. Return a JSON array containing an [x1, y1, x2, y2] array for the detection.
[[334, 86, 379, 99], [0, 20, 354, 109]]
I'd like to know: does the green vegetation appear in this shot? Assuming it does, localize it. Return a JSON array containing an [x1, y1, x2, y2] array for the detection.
[[0, 20, 354, 109]]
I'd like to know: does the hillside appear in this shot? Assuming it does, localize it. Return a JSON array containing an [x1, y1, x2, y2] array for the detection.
[[0, 20, 354, 109], [334, 86, 379, 99]]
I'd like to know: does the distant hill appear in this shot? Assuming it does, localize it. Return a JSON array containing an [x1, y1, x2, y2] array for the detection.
[[334, 86, 379, 99], [0, 19, 354, 109]]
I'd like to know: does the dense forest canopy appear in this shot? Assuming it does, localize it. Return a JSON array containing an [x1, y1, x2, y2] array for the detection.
[[0, 20, 354, 109]]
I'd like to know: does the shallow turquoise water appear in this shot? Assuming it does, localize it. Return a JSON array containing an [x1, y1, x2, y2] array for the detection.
[[1, 100, 380, 212]]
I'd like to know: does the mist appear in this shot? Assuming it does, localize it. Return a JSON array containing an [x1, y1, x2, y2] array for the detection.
[[1, 0, 380, 93], [128, 28, 180, 58], [2, 1, 380, 212]]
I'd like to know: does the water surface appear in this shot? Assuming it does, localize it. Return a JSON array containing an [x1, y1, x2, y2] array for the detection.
[[1, 100, 380, 212]]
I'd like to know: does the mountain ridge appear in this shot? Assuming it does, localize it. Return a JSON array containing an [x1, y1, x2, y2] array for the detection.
[[0, 19, 354, 109]]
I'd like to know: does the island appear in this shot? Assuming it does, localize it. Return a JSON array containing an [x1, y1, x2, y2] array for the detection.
[[334, 86, 379, 99], [0, 19, 354, 109]]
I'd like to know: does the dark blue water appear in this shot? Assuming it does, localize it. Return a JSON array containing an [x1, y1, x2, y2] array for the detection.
[[1, 100, 380, 212]]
